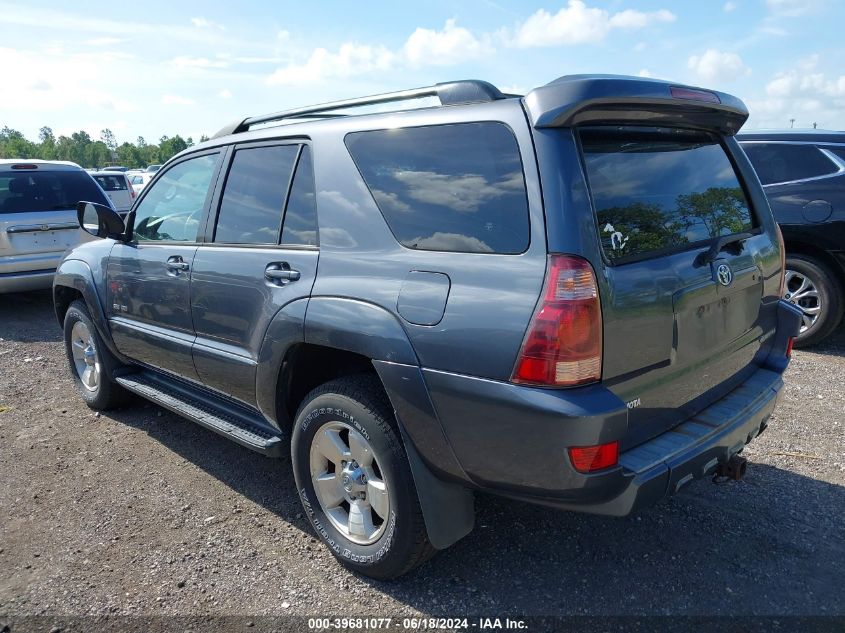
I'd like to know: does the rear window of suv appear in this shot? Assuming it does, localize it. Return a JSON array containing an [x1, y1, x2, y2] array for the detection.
[[580, 127, 754, 264], [345, 122, 530, 254], [0, 170, 110, 213], [94, 174, 128, 191]]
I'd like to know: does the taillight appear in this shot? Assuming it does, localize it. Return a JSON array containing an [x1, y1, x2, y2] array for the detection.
[[786, 337, 794, 359], [775, 223, 786, 296], [127, 176, 136, 199], [511, 255, 602, 387], [568, 441, 619, 473]]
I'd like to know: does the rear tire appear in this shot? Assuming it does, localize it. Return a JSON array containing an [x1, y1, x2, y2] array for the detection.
[[291, 375, 435, 579], [784, 255, 843, 348], [63, 300, 129, 410]]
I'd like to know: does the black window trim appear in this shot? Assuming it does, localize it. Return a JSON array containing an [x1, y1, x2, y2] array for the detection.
[[202, 138, 318, 250], [576, 125, 763, 268], [129, 147, 225, 246], [343, 119, 532, 256], [739, 140, 845, 187]]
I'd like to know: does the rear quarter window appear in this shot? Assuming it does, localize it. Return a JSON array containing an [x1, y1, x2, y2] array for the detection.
[[741, 142, 840, 185], [345, 122, 530, 254], [580, 127, 754, 264]]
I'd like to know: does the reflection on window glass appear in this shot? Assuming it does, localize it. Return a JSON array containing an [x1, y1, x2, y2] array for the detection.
[[281, 146, 318, 246], [345, 122, 529, 254], [581, 128, 754, 263], [741, 143, 838, 185], [134, 154, 218, 242], [215, 145, 298, 245]]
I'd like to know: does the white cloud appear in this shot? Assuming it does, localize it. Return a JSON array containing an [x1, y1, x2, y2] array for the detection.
[[404, 19, 493, 67], [634, 41, 647, 52], [637, 69, 653, 78], [609, 8, 675, 29], [724, 1, 737, 11], [745, 63, 845, 129], [170, 56, 229, 69], [161, 95, 195, 106], [218, 88, 233, 99], [266, 43, 395, 85], [191, 17, 224, 30], [0, 46, 137, 114], [687, 49, 750, 82], [508, 1, 675, 47], [84, 37, 124, 46], [765, 0, 821, 16]]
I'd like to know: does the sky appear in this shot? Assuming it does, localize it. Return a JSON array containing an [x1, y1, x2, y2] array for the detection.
[[0, 0, 842, 144]]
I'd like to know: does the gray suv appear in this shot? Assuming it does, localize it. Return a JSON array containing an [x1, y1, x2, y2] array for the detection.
[[54, 75, 801, 579]]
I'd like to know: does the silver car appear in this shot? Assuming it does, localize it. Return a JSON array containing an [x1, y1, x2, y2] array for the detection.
[[0, 159, 112, 292], [90, 170, 136, 213]]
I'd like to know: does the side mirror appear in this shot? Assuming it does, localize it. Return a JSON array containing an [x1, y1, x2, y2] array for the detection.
[[77, 201, 126, 240]]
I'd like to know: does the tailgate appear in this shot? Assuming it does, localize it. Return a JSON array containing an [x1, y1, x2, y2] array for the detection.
[[579, 125, 779, 448], [0, 209, 81, 261]]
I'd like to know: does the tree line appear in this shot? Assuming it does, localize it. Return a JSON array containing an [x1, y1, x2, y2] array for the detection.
[[0, 126, 210, 169]]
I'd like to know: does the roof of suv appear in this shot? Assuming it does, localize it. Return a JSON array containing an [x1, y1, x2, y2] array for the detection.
[[0, 159, 83, 171], [738, 129, 845, 143], [198, 75, 748, 153]]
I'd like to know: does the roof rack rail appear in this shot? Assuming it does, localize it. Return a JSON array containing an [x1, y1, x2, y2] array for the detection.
[[212, 80, 506, 138]]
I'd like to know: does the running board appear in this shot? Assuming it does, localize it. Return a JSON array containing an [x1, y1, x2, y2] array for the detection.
[[115, 372, 283, 457]]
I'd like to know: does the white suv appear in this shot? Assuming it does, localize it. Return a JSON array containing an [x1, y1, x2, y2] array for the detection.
[[0, 160, 112, 293]]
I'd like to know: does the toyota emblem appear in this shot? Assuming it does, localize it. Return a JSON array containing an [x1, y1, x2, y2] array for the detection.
[[716, 263, 733, 287]]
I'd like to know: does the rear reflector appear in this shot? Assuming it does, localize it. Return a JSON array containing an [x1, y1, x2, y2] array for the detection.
[[11, 163, 38, 170], [786, 337, 794, 359], [569, 442, 619, 473], [512, 255, 602, 387], [670, 87, 720, 104]]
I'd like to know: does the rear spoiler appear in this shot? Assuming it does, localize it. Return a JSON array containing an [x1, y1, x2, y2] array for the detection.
[[523, 74, 748, 136]]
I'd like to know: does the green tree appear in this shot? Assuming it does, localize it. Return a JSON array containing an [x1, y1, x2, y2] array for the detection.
[[38, 126, 57, 160]]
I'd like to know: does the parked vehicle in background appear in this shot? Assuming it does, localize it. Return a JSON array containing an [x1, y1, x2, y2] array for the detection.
[[0, 160, 112, 292], [145, 164, 162, 173], [739, 130, 845, 346], [91, 171, 136, 214], [101, 165, 129, 173], [129, 172, 154, 195], [55, 75, 800, 579]]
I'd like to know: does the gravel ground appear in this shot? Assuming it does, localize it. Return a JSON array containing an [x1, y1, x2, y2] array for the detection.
[[0, 290, 843, 622]]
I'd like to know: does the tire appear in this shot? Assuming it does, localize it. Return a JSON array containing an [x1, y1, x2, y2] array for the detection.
[[291, 375, 435, 579], [63, 300, 130, 410], [784, 255, 844, 348]]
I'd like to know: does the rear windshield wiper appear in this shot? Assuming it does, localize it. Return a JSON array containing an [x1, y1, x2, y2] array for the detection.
[[695, 232, 754, 266]]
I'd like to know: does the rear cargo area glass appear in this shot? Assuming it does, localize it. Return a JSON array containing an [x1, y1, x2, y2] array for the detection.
[[0, 171, 109, 213], [580, 127, 754, 264]]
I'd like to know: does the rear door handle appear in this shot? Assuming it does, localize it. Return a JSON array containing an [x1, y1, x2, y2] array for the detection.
[[265, 263, 300, 284], [165, 256, 190, 272]]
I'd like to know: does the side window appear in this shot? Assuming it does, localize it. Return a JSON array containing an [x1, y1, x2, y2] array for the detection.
[[133, 153, 219, 242], [214, 145, 298, 245], [281, 146, 318, 246], [345, 122, 530, 254], [742, 143, 839, 185]]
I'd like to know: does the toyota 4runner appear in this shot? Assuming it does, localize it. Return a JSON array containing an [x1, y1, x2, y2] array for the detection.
[[55, 75, 802, 579]]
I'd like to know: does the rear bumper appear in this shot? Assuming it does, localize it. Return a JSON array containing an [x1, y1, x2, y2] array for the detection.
[[0, 267, 56, 292], [422, 300, 803, 516]]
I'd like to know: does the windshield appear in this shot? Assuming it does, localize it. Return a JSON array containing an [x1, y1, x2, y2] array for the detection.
[[0, 170, 110, 213]]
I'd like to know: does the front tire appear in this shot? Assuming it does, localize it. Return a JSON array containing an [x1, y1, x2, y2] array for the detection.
[[63, 300, 129, 410], [784, 255, 844, 347], [291, 375, 434, 579]]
